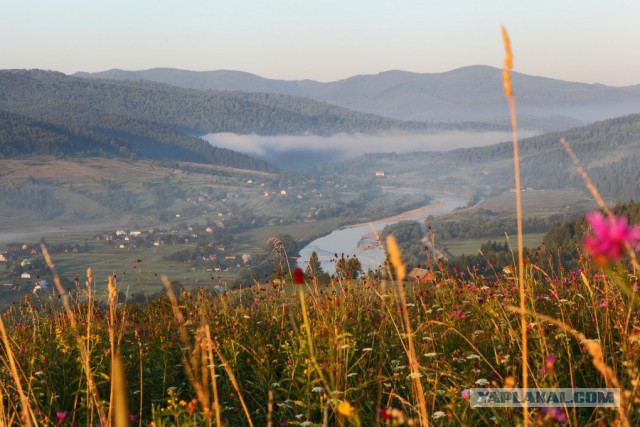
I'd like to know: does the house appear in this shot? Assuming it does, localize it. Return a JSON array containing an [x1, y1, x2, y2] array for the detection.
[[205, 226, 213, 233], [129, 231, 142, 237], [20, 259, 32, 268], [115, 230, 127, 236], [407, 268, 436, 284], [0, 254, 6, 262], [375, 171, 385, 177], [21, 273, 31, 279]]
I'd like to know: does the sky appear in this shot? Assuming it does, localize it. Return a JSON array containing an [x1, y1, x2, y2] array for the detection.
[[2, 1, 639, 86]]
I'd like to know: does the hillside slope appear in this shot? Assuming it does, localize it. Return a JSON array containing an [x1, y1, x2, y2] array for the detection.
[[76, 66, 640, 131], [321, 113, 640, 201]]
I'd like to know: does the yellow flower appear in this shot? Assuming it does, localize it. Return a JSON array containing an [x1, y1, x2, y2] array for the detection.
[[337, 400, 355, 417]]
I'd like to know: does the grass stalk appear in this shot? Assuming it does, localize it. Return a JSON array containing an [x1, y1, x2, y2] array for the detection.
[[501, 25, 529, 426], [40, 244, 107, 424], [0, 311, 34, 426], [386, 235, 429, 426]]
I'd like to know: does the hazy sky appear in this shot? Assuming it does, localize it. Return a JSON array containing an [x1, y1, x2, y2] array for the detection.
[[2, 1, 639, 86]]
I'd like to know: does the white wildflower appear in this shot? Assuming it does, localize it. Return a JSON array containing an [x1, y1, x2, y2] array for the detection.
[[432, 411, 446, 419]]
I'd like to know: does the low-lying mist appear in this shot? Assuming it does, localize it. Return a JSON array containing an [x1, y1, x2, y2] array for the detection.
[[202, 131, 539, 169]]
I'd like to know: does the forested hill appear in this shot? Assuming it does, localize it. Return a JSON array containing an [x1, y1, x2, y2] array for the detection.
[[0, 109, 275, 171], [75, 66, 640, 131], [0, 69, 499, 138], [323, 113, 640, 200]]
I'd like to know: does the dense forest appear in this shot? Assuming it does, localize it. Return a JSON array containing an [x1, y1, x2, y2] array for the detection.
[[320, 113, 640, 199], [0, 107, 276, 171], [0, 69, 499, 139]]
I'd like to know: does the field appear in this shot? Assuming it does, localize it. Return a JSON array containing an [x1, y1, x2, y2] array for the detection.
[[1, 248, 638, 426], [443, 232, 546, 257]]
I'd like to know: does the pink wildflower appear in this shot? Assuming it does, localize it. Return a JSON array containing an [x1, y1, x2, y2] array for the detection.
[[540, 354, 556, 374], [583, 211, 640, 266], [56, 412, 68, 425]]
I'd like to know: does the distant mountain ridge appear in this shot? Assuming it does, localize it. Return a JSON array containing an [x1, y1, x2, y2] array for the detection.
[[0, 69, 502, 169], [76, 65, 640, 131]]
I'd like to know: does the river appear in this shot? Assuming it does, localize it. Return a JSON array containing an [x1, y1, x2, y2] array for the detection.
[[297, 193, 467, 274]]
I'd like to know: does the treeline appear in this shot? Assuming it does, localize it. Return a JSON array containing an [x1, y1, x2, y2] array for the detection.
[[382, 200, 640, 276], [450, 200, 640, 275], [0, 108, 276, 172], [321, 114, 640, 200]]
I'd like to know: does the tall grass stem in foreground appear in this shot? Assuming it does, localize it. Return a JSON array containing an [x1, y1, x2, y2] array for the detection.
[[501, 25, 529, 426], [386, 235, 429, 426], [0, 307, 34, 426], [41, 244, 107, 424]]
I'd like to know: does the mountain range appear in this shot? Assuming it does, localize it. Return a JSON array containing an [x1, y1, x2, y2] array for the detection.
[[0, 69, 504, 169], [76, 65, 640, 131]]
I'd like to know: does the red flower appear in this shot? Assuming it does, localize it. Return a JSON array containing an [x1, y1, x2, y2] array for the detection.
[[292, 267, 305, 284], [583, 211, 640, 266]]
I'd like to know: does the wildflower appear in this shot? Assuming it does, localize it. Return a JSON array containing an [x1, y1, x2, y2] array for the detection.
[[337, 400, 355, 417], [460, 389, 470, 401], [292, 267, 305, 284], [187, 399, 198, 415], [475, 378, 490, 386], [540, 354, 556, 374], [540, 406, 567, 424], [432, 411, 446, 419], [583, 211, 640, 266], [56, 412, 68, 425]]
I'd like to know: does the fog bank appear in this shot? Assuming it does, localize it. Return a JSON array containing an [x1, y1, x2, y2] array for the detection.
[[202, 131, 539, 168]]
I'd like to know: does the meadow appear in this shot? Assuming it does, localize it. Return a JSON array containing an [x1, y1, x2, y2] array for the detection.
[[0, 241, 638, 426]]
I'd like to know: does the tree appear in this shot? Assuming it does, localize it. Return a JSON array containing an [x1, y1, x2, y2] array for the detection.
[[306, 251, 329, 284], [335, 255, 362, 280]]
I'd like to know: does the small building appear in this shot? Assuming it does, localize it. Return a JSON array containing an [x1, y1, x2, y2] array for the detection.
[[280, 190, 287, 196], [21, 273, 31, 279], [115, 230, 127, 236], [0, 254, 6, 262], [205, 226, 213, 233], [407, 268, 436, 284], [129, 231, 142, 237], [20, 259, 32, 268], [242, 253, 252, 263], [375, 171, 385, 177]]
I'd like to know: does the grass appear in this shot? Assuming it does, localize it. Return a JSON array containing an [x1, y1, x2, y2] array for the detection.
[[0, 255, 638, 426], [443, 232, 546, 257]]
